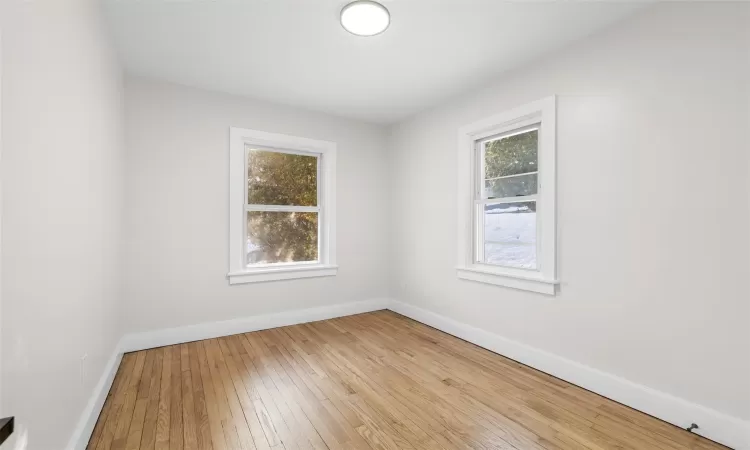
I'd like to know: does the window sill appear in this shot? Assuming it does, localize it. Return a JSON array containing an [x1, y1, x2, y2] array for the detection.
[[456, 266, 558, 295], [228, 264, 338, 285]]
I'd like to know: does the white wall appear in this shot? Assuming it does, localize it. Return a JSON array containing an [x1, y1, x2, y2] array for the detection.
[[389, 2, 750, 423], [0, 0, 124, 448], [0, 2, 746, 448], [122, 77, 389, 333]]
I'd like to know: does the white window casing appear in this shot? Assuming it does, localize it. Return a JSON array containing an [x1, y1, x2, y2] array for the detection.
[[228, 127, 337, 285], [457, 96, 558, 295]]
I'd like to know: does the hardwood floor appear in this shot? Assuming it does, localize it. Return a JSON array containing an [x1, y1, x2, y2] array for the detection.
[[88, 311, 726, 450]]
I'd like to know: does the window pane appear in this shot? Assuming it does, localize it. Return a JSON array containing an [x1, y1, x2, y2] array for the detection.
[[247, 211, 318, 265], [483, 201, 536, 269], [484, 128, 538, 179], [247, 147, 317, 206], [485, 173, 537, 199]]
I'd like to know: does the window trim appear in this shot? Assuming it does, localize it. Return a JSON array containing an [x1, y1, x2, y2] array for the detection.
[[457, 96, 558, 295], [228, 127, 337, 285]]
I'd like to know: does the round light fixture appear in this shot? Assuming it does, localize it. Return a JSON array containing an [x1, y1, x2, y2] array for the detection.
[[340, 1, 390, 37]]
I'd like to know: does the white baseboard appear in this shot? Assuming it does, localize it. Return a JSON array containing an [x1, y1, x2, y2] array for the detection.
[[65, 344, 124, 450], [120, 298, 391, 352], [389, 300, 750, 450]]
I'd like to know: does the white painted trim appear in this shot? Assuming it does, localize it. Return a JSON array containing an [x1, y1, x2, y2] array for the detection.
[[65, 343, 124, 450], [228, 127, 337, 284], [456, 267, 557, 295], [120, 298, 390, 353], [245, 204, 320, 213], [389, 300, 750, 450], [457, 96, 557, 294], [228, 264, 338, 284]]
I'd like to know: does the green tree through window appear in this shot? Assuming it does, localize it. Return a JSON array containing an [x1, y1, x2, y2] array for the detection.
[[484, 128, 538, 211], [246, 150, 319, 264]]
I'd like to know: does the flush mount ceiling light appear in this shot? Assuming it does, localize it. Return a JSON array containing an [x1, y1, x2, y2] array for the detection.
[[340, 1, 390, 37]]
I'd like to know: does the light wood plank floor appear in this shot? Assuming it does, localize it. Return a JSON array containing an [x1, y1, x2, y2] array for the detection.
[[88, 311, 726, 450]]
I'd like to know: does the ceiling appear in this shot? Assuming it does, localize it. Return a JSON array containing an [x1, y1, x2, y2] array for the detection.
[[103, 0, 645, 124]]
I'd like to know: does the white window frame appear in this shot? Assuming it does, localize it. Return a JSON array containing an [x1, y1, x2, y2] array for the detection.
[[227, 127, 337, 285], [457, 96, 558, 295]]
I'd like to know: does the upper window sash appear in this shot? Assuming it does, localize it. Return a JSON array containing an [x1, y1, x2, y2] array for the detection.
[[476, 124, 541, 203], [244, 145, 322, 211]]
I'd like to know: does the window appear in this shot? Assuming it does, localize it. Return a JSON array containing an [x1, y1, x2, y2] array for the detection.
[[457, 97, 557, 294], [228, 127, 336, 284]]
